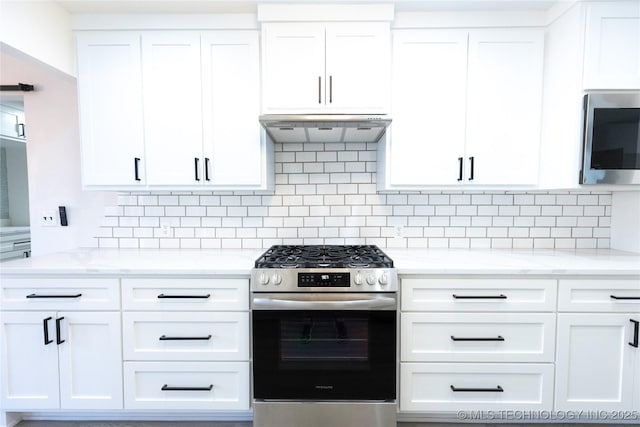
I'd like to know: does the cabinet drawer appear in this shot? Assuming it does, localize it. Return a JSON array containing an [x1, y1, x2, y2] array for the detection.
[[0, 277, 120, 310], [401, 278, 556, 312], [401, 313, 555, 362], [123, 312, 249, 361], [122, 278, 248, 311], [558, 279, 640, 312], [400, 363, 553, 412], [123, 361, 249, 410]]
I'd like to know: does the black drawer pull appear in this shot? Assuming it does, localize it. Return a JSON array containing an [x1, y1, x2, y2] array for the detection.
[[27, 293, 82, 299], [43, 317, 53, 345], [630, 319, 639, 348], [157, 294, 210, 299], [610, 295, 640, 300], [56, 317, 65, 345], [452, 294, 507, 299], [451, 385, 503, 393], [159, 335, 212, 341], [451, 335, 504, 342], [161, 384, 213, 392]]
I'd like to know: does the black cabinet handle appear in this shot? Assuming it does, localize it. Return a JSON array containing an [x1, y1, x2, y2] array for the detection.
[[157, 293, 210, 299], [452, 294, 507, 299], [205, 157, 211, 181], [468, 156, 475, 181], [159, 335, 212, 341], [610, 295, 640, 300], [451, 335, 505, 342], [43, 317, 53, 345], [630, 319, 639, 348], [318, 76, 322, 104], [161, 384, 213, 392], [27, 293, 82, 299], [134, 157, 141, 181], [194, 158, 200, 181], [329, 75, 333, 103], [457, 157, 463, 181], [451, 385, 503, 392], [56, 317, 65, 345], [17, 123, 25, 137]]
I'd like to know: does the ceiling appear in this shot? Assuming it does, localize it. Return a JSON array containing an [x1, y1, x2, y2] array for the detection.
[[52, 0, 567, 14]]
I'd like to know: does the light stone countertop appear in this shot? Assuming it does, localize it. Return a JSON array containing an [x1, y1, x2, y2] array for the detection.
[[0, 247, 638, 276]]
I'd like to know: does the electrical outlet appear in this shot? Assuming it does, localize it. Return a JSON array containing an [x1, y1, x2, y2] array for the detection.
[[160, 223, 172, 237], [394, 225, 404, 238], [40, 210, 57, 227]]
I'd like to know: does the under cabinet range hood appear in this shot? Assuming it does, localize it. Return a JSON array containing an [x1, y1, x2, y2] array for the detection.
[[259, 114, 391, 144]]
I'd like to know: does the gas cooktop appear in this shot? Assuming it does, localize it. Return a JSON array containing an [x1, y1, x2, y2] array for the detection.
[[254, 245, 394, 269]]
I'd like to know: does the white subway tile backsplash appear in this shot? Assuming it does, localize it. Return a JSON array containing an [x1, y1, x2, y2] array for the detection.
[[97, 143, 613, 250]]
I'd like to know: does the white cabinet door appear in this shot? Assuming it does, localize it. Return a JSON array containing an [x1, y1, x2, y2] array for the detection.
[[142, 32, 203, 186], [76, 32, 145, 186], [388, 30, 468, 187], [583, 2, 640, 89], [57, 312, 123, 409], [201, 31, 263, 187], [325, 22, 390, 112], [555, 313, 638, 411], [0, 312, 60, 409], [465, 29, 544, 186], [261, 23, 325, 113]]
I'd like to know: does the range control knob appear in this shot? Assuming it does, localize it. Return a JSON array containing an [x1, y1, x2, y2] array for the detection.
[[366, 274, 376, 286], [378, 272, 388, 286], [271, 273, 282, 286], [259, 272, 269, 286], [354, 273, 363, 286]]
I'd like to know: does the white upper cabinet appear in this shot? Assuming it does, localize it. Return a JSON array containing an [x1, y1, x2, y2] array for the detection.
[[465, 30, 544, 186], [381, 28, 544, 189], [388, 30, 468, 186], [261, 22, 390, 114], [142, 32, 203, 186], [76, 30, 273, 191], [262, 23, 325, 112], [201, 31, 266, 187], [583, 2, 640, 89], [76, 32, 145, 186]]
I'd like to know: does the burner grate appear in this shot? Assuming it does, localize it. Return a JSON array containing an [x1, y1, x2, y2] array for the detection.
[[254, 245, 394, 269]]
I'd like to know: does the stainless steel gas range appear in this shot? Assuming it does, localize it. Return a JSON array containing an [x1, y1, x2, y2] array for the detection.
[[251, 245, 398, 427]]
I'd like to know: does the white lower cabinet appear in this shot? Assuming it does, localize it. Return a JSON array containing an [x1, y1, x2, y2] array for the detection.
[[121, 277, 251, 412], [555, 278, 640, 411], [123, 312, 249, 361], [401, 313, 555, 363], [0, 311, 122, 410], [399, 276, 556, 415], [123, 361, 249, 410], [400, 363, 554, 411]]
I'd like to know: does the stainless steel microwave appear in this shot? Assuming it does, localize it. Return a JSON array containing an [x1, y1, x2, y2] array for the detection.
[[580, 91, 640, 185]]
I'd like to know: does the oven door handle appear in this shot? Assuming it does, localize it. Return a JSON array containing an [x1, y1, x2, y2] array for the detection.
[[252, 294, 397, 311]]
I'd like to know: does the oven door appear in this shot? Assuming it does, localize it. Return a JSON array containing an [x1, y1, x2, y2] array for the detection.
[[252, 293, 396, 401]]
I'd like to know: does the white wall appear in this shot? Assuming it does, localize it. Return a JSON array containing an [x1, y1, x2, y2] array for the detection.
[[611, 191, 640, 253], [0, 44, 114, 255], [0, 0, 75, 76]]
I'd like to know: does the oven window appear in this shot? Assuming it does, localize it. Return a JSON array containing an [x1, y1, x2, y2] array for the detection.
[[280, 317, 369, 363], [591, 108, 640, 169]]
